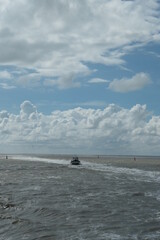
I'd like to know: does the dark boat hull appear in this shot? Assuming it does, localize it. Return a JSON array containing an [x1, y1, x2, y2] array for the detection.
[[71, 157, 81, 165], [71, 160, 81, 165]]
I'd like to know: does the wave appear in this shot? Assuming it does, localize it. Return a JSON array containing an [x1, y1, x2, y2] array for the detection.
[[9, 155, 160, 185]]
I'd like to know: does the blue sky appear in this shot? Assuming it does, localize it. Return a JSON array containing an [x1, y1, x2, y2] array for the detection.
[[0, 0, 160, 155]]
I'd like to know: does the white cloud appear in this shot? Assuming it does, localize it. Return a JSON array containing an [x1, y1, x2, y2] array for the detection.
[[20, 101, 37, 118], [0, 70, 11, 79], [16, 73, 41, 88], [0, 70, 16, 89], [88, 78, 109, 84], [108, 72, 151, 92], [0, 0, 159, 88], [0, 110, 9, 118], [0, 83, 16, 89], [0, 100, 160, 155], [43, 74, 81, 89]]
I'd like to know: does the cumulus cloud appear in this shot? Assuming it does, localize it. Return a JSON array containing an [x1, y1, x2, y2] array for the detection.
[[0, 100, 160, 155], [108, 72, 151, 92], [0, 0, 159, 88], [20, 101, 37, 118]]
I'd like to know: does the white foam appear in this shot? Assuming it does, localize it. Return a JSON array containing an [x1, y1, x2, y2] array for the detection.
[[9, 155, 160, 184], [146, 190, 160, 202], [10, 155, 69, 165], [81, 160, 160, 184], [100, 233, 131, 240]]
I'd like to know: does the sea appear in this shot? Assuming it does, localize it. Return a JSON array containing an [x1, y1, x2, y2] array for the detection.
[[0, 155, 160, 240]]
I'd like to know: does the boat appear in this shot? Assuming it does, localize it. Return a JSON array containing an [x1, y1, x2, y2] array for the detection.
[[71, 156, 81, 165]]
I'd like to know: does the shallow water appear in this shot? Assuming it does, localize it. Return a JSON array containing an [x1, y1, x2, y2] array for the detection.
[[0, 156, 160, 239]]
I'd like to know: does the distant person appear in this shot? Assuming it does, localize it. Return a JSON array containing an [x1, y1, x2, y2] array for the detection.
[[134, 156, 136, 161]]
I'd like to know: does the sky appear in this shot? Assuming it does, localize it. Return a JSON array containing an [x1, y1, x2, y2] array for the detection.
[[0, 0, 160, 155]]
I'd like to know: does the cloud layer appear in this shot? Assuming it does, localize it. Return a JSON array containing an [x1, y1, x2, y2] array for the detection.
[[0, 101, 160, 155], [0, 0, 160, 88]]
